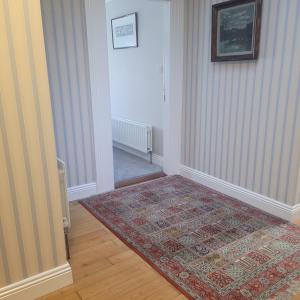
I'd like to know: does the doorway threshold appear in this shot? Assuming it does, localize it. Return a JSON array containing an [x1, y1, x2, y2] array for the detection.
[[115, 171, 166, 189]]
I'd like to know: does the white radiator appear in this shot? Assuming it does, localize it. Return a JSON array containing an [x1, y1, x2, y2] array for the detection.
[[112, 117, 152, 153], [57, 158, 70, 231]]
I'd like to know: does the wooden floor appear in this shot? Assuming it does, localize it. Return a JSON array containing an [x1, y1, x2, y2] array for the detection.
[[39, 202, 186, 300], [40, 201, 300, 300]]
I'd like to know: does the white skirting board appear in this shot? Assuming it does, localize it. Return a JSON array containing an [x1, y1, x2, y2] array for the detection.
[[67, 182, 97, 201], [180, 165, 300, 223], [0, 263, 72, 300], [113, 142, 164, 167]]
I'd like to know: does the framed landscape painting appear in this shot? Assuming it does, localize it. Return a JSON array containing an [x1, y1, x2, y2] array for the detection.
[[211, 0, 262, 62], [111, 13, 138, 49]]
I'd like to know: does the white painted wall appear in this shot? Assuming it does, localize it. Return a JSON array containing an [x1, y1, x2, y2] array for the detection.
[[106, 0, 166, 155]]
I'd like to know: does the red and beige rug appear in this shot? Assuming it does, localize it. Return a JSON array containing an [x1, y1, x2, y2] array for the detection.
[[80, 175, 300, 300]]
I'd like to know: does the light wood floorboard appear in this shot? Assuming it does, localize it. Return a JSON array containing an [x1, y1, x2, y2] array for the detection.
[[39, 202, 300, 300], [39, 202, 183, 300]]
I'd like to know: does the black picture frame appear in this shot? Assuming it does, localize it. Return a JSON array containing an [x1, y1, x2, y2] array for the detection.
[[211, 0, 263, 62], [111, 12, 138, 50]]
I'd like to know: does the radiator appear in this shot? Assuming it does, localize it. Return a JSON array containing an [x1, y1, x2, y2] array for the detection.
[[57, 158, 70, 231], [112, 117, 152, 153]]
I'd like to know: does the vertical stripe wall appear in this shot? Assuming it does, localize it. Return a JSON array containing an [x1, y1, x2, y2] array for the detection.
[[0, 0, 67, 288], [182, 0, 300, 205], [41, 0, 96, 188]]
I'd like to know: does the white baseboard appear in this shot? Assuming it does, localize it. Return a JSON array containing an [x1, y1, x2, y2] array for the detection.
[[180, 165, 300, 223], [113, 142, 164, 167], [67, 182, 97, 201], [0, 263, 72, 300]]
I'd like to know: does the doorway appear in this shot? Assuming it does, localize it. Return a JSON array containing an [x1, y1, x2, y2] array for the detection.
[[105, 0, 169, 187]]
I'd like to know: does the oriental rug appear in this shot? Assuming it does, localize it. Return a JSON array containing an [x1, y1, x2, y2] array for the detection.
[[80, 175, 300, 300]]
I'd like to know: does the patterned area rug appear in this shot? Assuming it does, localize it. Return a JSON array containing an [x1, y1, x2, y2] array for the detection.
[[80, 175, 300, 300]]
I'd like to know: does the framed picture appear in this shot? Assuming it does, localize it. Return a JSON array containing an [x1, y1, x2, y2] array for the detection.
[[111, 13, 138, 49], [211, 0, 262, 62]]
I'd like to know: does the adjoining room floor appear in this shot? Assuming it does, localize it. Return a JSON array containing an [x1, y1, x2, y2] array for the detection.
[[113, 147, 162, 184]]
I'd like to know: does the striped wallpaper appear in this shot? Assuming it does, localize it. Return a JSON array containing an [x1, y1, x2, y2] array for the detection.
[[41, 0, 96, 188], [182, 0, 300, 205], [0, 0, 67, 288]]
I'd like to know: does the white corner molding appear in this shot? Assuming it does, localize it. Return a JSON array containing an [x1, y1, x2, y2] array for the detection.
[[152, 154, 164, 168], [180, 165, 300, 223], [0, 263, 72, 300], [85, 0, 115, 193], [67, 182, 97, 201], [163, 0, 185, 175]]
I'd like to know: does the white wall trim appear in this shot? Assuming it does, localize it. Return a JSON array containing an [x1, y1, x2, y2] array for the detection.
[[0, 264, 72, 300], [163, 0, 185, 175], [113, 142, 164, 167], [180, 165, 300, 223], [67, 182, 97, 201], [85, 0, 115, 193]]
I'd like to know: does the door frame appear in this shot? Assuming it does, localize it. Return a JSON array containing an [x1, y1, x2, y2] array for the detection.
[[85, 0, 186, 193], [163, 0, 185, 175], [85, 0, 115, 193]]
